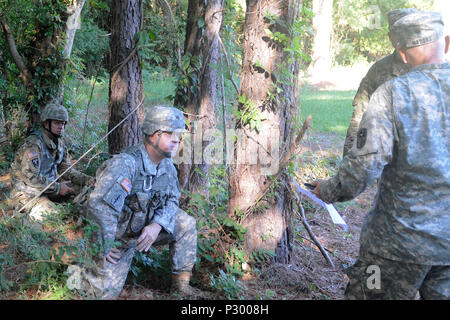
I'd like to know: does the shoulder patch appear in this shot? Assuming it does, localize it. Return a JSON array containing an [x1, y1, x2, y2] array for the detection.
[[120, 177, 132, 193], [28, 152, 38, 159], [28, 152, 39, 168], [356, 128, 367, 149]]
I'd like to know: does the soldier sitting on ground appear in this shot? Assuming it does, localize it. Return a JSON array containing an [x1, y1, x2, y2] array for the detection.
[[10, 102, 93, 221], [66, 105, 204, 299]]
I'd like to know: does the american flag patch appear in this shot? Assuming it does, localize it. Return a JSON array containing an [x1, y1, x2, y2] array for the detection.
[[120, 177, 132, 193], [28, 152, 38, 159]]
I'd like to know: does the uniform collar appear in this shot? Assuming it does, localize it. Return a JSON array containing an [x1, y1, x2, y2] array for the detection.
[[412, 61, 450, 72], [139, 143, 158, 176], [392, 49, 411, 76], [39, 127, 62, 151]]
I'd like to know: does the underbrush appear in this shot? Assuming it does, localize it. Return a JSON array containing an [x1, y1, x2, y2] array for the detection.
[[0, 204, 100, 299]]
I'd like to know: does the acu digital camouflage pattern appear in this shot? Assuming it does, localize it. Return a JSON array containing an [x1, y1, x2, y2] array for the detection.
[[40, 103, 69, 122], [342, 51, 411, 156], [342, 8, 420, 157], [67, 143, 197, 299], [10, 127, 91, 220], [392, 11, 444, 49], [320, 62, 450, 298], [141, 105, 185, 136], [344, 251, 450, 300]]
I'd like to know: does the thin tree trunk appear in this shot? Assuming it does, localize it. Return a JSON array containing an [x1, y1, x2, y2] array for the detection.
[[108, 0, 144, 154], [176, 0, 223, 198], [227, 0, 301, 263], [307, 0, 333, 80], [187, 0, 223, 195], [57, 0, 87, 103], [175, 0, 204, 192]]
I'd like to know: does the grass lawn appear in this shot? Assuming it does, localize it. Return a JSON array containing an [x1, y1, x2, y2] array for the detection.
[[299, 88, 356, 137]]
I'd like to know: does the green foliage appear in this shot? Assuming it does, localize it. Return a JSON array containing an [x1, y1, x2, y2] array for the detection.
[[171, 52, 202, 107], [72, 18, 109, 78], [234, 93, 265, 132], [332, 0, 434, 65], [261, 4, 313, 108], [183, 166, 249, 281], [0, 204, 103, 298], [128, 247, 172, 288], [141, 0, 187, 72], [0, 0, 69, 134], [249, 249, 276, 264], [209, 269, 247, 300]]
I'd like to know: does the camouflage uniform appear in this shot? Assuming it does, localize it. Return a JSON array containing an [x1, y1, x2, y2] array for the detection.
[[342, 8, 419, 157], [67, 106, 198, 299], [319, 12, 449, 299], [10, 105, 91, 221], [342, 51, 410, 156]]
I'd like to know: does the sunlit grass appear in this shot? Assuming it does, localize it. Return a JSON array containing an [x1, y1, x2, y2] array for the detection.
[[299, 89, 356, 136]]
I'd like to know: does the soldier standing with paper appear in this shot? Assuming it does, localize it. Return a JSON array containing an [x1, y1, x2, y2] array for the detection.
[[310, 12, 450, 299]]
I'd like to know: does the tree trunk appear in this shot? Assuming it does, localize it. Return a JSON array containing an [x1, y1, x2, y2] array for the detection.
[[57, 0, 87, 103], [108, 0, 144, 154], [186, 0, 223, 195], [307, 0, 333, 81], [175, 0, 204, 192], [175, 0, 223, 197], [227, 0, 301, 263]]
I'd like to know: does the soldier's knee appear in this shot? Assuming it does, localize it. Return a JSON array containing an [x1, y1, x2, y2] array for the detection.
[[176, 209, 197, 233]]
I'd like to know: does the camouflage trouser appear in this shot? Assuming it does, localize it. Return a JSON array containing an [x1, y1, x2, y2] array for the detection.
[[13, 194, 62, 221], [344, 250, 450, 300], [66, 209, 197, 299], [12, 183, 84, 222], [343, 101, 366, 157]]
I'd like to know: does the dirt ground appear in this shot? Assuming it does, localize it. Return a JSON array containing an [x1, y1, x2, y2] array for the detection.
[[238, 130, 375, 300]]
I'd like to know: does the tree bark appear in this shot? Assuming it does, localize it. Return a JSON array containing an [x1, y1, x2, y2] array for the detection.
[[108, 0, 144, 154], [176, 0, 223, 197], [57, 0, 87, 103], [227, 0, 301, 263], [187, 0, 223, 195]]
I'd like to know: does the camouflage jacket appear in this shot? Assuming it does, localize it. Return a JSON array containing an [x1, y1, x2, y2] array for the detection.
[[353, 50, 410, 106], [85, 143, 180, 253], [321, 62, 450, 265], [343, 51, 411, 156], [11, 127, 91, 197]]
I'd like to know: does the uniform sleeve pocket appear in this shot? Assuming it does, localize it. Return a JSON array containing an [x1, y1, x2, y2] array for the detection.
[[102, 176, 130, 212]]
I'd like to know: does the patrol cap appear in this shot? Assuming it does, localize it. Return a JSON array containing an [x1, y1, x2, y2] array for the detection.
[[141, 105, 186, 136], [40, 102, 69, 123], [392, 11, 444, 48], [388, 8, 419, 29]]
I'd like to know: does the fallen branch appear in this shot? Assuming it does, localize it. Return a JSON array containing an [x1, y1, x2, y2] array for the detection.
[[291, 184, 335, 269]]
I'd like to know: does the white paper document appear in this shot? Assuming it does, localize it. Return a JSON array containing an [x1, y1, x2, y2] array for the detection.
[[292, 179, 348, 231]]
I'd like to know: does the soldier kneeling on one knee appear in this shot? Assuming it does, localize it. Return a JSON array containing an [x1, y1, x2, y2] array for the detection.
[[66, 105, 204, 299]]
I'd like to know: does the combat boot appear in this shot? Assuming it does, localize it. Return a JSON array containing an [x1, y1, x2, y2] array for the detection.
[[171, 271, 209, 299]]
